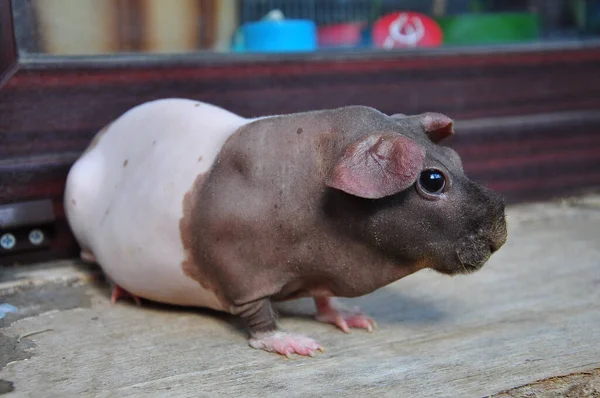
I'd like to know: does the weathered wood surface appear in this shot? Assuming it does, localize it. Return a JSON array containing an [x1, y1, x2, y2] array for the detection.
[[1, 196, 600, 397]]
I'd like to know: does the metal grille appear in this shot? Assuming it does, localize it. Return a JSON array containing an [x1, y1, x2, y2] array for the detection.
[[239, 0, 432, 26], [239, 1, 539, 26]]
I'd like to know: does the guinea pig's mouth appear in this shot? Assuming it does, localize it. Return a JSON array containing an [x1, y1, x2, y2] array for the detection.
[[453, 239, 493, 274], [455, 249, 489, 274]]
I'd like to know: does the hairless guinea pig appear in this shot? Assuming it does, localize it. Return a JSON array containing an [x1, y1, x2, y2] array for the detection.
[[65, 99, 507, 357]]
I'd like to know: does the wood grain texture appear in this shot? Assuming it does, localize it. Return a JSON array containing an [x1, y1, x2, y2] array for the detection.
[[2, 48, 600, 161], [1, 199, 599, 396], [1, 43, 600, 264]]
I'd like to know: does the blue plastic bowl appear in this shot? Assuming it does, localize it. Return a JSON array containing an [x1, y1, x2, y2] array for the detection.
[[240, 19, 317, 53]]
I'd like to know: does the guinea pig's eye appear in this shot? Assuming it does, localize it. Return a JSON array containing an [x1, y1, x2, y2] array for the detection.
[[417, 169, 446, 198]]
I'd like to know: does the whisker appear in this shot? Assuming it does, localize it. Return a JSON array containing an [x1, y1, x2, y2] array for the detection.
[[456, 250, 470, 274]]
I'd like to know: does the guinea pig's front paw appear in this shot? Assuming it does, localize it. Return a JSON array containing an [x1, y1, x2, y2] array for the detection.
[[314, 297, 377, 334], [248, 331, 324, 358]]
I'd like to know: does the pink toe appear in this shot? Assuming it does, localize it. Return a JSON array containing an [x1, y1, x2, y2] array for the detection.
[[314, 298, 376, 333], [294, 345, 311, 356], [249, 332, 323, 357], [348, 316, 370, 328]]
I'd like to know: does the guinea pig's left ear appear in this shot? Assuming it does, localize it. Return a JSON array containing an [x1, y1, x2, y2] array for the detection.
[[421, 112, 454, 143], [325, 134, 425, 199]]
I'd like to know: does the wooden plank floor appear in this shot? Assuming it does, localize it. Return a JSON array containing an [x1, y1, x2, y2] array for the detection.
[[1, 195, 600, 397]]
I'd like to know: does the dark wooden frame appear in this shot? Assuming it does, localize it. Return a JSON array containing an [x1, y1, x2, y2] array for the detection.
[[0, 0, 16, 86], [2, 0, 600, 264]]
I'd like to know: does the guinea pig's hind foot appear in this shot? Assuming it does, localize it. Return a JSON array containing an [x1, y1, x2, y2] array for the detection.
[[314, 297, 377, 334], [80, 250, 97, 263], [111, 284, 142, 307], [248, 331, 325, 358]]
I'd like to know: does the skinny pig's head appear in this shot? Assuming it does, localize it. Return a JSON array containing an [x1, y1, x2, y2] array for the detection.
[[324, 109, 507, 276]]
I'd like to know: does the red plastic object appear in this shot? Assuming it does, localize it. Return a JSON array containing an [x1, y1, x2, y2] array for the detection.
[[318, 22, 366, 48], [372, 12, 443, 49]]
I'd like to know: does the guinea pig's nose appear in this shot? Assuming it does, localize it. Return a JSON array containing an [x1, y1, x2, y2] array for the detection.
[[489, 217, 507, 253], [488, 199, 507, 254], [489, 239, 503, 254]]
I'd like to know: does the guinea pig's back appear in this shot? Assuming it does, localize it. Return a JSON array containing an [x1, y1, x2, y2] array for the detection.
[[64, 98, 247, 309]]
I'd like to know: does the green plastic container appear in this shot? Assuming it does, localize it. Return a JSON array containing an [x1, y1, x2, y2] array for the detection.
[[436, 12, 540, 46]]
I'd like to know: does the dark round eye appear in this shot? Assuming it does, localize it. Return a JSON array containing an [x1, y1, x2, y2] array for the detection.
[[417, 169, 446, 197]]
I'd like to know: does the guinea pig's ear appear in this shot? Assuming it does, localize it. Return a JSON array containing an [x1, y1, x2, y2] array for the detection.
[[421, 112, 454, 143], [326, 134, 425, 199]]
